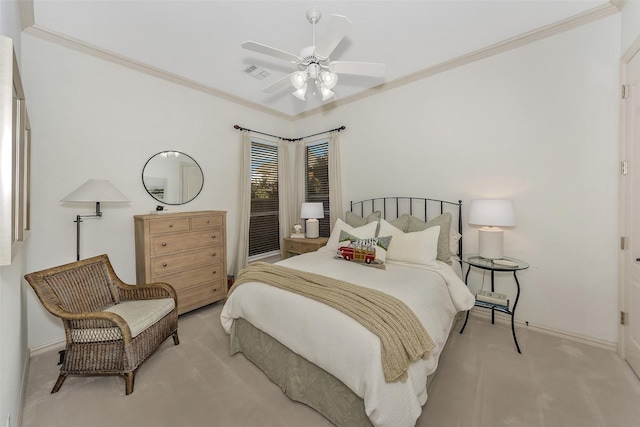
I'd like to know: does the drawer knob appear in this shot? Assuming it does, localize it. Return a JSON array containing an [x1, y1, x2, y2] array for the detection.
[[213, 287, 218, 292], [162, 242, 167, 246], [213, 270, 217, 274], [162, 263, 168, 267], [212, 252, 217, 257], [211, 234, 217, 239], [169, 224, 173, 228]]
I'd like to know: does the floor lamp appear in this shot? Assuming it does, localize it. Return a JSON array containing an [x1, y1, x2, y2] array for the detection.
[[61, 179, 130, 260]]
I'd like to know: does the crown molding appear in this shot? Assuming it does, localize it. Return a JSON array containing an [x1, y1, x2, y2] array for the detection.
[[19, 0, 620, 122], [18, 0, 35, 31]]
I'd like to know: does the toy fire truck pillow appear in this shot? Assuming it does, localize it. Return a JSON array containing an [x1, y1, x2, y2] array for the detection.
[[335, 231, 392, 268]]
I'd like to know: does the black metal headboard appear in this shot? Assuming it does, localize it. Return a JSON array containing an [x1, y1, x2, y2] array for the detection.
[[349, 197, 463, 258]]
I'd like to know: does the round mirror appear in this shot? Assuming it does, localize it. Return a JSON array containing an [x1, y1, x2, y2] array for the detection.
[[142, 151, 204, 205]]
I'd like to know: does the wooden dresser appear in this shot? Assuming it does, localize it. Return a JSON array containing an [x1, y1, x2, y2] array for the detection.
[[134, 210, 227, 315]]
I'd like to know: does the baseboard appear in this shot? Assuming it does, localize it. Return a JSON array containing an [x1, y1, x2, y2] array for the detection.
[[17, 348, 30, 427], [468, 308, 617, 352], [29, 338, 65, 356]]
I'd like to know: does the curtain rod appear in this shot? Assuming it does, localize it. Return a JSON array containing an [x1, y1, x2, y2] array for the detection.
[[233, 124, 346, 142]]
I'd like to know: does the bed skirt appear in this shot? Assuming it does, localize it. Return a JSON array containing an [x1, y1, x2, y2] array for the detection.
[[231, 317, 372, 426], [230, 315, 461, 427]]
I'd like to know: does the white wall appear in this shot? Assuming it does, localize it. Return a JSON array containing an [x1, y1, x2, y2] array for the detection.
[[297, 15, 622, 344], [621, 0, 640, 55], [0, 2, 30, 427], [21, 33, 291, 349]]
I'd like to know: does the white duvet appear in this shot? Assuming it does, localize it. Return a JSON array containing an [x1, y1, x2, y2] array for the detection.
[[220, 249, 475, 427]]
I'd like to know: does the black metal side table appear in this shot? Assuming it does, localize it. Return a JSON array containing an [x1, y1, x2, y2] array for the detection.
[[459, 254, 529, 353]]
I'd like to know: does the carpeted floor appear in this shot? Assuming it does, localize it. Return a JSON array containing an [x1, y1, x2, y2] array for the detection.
[[20, 302, 640, 427]]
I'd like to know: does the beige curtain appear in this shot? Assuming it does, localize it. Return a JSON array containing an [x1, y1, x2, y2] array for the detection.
[[232, 131, 251, 276], [328, 131, 343, 229], [278, 140, 293, 243], [293, 140, 305, 225]]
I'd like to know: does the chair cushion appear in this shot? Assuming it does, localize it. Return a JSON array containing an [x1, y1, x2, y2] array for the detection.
[[71, 298, 175, 342], [105, 298, 175, 338]]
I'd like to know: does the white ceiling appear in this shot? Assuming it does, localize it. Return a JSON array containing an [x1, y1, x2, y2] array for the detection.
[[25, 0, 615, 118]]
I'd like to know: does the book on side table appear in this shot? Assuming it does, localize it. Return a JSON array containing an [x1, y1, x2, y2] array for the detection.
[[476, 290, 509, 309]]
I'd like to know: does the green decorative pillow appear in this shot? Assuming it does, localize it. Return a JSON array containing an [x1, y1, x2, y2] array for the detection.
[[345, 210, 382, 228], [387, 215, 410, 232], [405, 213, 452, 264], [337, 230, 392, 268]]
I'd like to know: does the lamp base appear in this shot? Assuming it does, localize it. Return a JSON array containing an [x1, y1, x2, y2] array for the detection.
[[305, 218, 319, 239], [478, 227, 503, 260]]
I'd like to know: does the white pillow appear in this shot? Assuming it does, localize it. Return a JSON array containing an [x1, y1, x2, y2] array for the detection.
[[324, 219, 378, 252], [378, 219, 440, 267]]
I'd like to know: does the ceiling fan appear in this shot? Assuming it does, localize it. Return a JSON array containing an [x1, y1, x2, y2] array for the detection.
[[242, 8, 386, 101]]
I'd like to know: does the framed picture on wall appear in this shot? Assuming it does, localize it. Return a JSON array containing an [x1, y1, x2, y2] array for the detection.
[[1, 36, 31, 265]]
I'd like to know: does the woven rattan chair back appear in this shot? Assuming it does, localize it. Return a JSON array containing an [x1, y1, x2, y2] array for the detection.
[[34, 259, 118, 314], [25, 254, 179, 395]]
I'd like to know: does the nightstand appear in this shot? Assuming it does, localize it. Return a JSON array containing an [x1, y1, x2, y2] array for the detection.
[[282, 237, 329, 259], [459, 254, 529, 353]]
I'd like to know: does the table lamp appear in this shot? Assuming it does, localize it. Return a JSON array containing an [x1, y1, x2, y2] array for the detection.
[[300, 202, 324, 238], [468, 199, 516, 260]]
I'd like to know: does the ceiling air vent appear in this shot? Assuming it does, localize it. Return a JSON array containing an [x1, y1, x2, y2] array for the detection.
[[244, 65, 270, 80]]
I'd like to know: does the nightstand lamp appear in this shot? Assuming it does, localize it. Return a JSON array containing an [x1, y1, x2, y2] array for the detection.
[[468, 199, 516, 260], [300, 202, 324, 238]]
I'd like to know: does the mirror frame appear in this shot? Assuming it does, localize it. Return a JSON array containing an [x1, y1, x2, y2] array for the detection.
[[142, 151, 204, 205]]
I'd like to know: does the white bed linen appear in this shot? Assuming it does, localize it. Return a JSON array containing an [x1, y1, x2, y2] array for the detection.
[[220, 249, 474, 427]]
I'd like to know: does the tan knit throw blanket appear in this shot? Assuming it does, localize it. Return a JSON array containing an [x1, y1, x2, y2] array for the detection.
[[230, 262, 435, 383]]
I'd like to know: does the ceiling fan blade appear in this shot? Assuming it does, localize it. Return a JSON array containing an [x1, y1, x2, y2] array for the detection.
[[242, 41, 300, 64], [330, 61, 386, 77], [262, 72, 295, 93], [314, 14, 351, 59]]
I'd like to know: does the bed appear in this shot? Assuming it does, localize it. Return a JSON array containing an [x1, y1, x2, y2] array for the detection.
[[220, 197, 475, 427]]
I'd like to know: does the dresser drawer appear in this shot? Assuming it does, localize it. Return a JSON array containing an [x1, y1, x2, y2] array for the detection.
[[285, 240, 302, 253], [149, 218, 191, 235], [300, 243, 320, 253], [178, 280, 226, 314], [191, 214, 223, 230], [156, 262, 224, 290], [151, 248, 223, 278], [150, 229, 223, 255]]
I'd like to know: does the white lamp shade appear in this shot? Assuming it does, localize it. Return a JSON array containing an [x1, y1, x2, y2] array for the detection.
[[300, 202, 324, 219], [468, 199, 516, 227], [61, 179, 129, 203]]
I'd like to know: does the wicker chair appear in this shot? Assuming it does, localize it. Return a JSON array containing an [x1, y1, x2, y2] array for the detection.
[[25, 254, 179, 395]]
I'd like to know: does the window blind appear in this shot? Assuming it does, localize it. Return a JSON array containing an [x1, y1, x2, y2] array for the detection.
[[249, 141, 280, 256], [305, 141, 330, 237]]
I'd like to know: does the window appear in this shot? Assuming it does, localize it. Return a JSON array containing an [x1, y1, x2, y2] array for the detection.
[[249, 140, 279, 257], [305, 140, 330, 237]]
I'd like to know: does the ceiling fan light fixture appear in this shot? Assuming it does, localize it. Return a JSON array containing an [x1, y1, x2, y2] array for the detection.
[[290, 71, 308, 89], [319, 71, 338, 89], [292, 84, 307, 101], [243, 9, 386, 104], [320, 86, 335, 101]]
